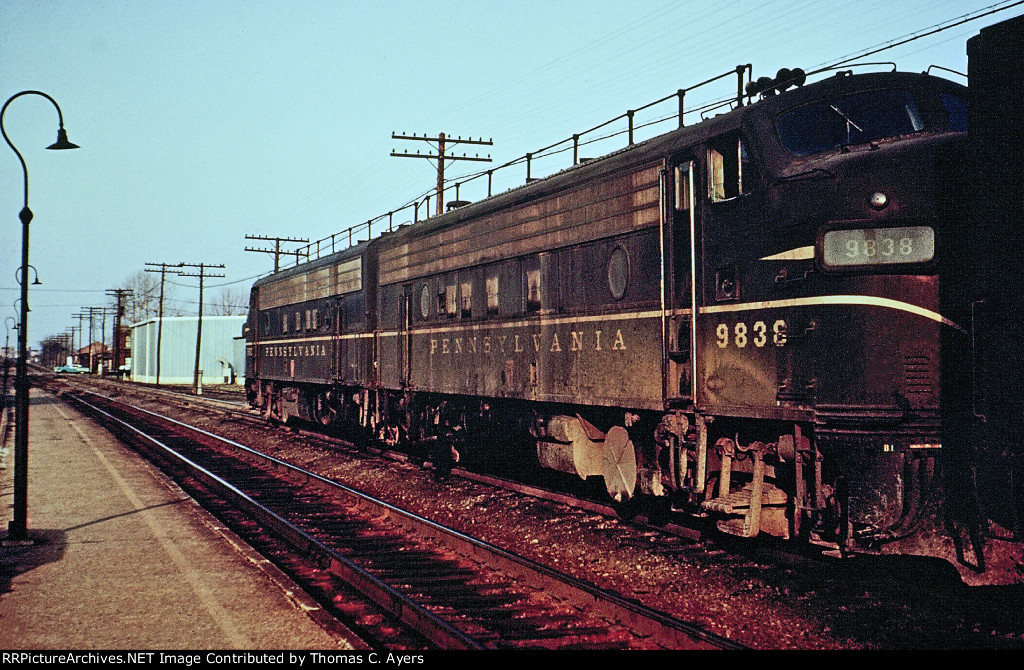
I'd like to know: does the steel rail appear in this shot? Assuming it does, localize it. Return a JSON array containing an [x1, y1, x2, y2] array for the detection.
[[66, 392, 485, 651], [66, 387, 742, 650]]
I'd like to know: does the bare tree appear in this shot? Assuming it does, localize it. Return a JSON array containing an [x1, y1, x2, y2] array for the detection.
[[209, 287, 248, 316], [118, 270, 163, 324]]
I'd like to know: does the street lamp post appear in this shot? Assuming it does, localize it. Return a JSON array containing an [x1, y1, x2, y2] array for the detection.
[[2, 90, 78, 541], [3, 316, 15, 400]]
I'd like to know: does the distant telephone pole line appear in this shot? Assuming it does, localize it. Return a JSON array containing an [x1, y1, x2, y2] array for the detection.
[[245, 235, 310, 272], [391, 132, 493, 215], [70, 311, 86, 359], [145, 262, 183, 385], [81, 306, 108, 372], [178, 263, 225, 395]]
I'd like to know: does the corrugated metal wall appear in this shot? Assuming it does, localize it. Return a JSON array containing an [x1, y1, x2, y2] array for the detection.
[[130, 316, 246, 385]]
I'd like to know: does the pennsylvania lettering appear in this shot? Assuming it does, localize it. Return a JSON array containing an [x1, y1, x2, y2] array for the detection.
[[430, 328, 627, 356]]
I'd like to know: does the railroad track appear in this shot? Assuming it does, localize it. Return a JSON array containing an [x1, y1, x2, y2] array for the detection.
[[42, 373, 825, 582], [60, 385, 743, 650]]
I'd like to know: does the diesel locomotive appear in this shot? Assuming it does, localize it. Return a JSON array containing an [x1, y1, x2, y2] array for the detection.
[[246, 19, 1024, 584]]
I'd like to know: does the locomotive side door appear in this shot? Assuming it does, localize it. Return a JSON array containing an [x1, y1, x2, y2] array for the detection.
[[695, 131, 790, 416], [399, 284, 412, 386], [333, 297, 344, 381], [665, 157, 700, 405]]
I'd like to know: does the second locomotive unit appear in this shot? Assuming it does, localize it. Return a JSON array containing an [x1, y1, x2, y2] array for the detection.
[[246, 48, 1020, 583]]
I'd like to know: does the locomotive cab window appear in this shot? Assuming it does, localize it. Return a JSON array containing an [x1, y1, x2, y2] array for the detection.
[[708, 134, 751, 202], [282, 313, 288, 334], [941, 93, 967, 132], [778, 90, 925, 155]]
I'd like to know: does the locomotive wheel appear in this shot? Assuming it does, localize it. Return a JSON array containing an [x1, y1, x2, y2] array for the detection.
[[604, 426, 637, 503]]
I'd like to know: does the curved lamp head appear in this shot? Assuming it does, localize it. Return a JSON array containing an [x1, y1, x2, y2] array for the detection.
[[46, 128, 78, 151]]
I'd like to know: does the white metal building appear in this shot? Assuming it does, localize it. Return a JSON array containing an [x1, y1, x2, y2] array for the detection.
[[130, 315, 246, 386]]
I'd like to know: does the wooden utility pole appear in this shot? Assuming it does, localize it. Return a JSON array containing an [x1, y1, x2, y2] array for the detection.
[[145, 262, 182, 385], [66, 326, 79, 364], [106, 289, 132, 375], [179, 263, 225, 395], [244, 235, 309, 272], [390, 132, 493, 215]]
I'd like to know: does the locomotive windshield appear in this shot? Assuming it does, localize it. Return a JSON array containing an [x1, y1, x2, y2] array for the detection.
[[777, 89, 926, 155]]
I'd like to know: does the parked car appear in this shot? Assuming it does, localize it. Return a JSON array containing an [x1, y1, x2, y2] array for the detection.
[[54, 364, 89, 374]]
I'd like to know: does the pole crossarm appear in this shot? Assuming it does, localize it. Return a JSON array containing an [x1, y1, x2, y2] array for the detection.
[[244, 235, 310, 273], [390, 151, 493, 162], [390, 131, 493, 216]]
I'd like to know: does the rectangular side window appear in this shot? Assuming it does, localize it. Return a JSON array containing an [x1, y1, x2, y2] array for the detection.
[[445, 284, 457, 317], [708, 135, 749, 201], [674, 163, 691, 210], [282, 312, 288, 334], [526, 268, 541, 313], [486, 275, 499, 315], [460, 281, 472, 318]]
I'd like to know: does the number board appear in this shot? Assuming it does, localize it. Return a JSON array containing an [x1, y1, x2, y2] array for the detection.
[[822, 226, 934, 269]]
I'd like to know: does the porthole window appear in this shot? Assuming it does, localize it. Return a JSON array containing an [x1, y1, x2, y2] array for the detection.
[[608, 246, 629, 300], [420, 284, 431, 319]]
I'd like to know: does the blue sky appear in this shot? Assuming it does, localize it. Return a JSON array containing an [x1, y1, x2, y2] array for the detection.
[[1, 0, 1021, 349]]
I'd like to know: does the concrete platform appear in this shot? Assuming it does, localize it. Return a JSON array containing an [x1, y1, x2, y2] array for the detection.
[[0, 388, 349, 650]]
